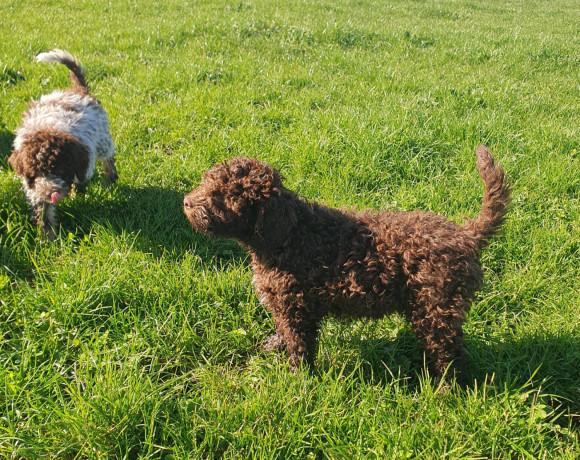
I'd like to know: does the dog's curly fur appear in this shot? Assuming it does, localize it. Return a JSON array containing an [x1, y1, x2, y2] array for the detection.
[[184, 146, 510, 382], [8, 49, 117, 240]]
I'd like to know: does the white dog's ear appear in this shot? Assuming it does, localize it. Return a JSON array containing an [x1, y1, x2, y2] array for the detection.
[[61, 140, 90, 183], [36, 149, 48, 163], [8, 150, 23, 174], [8, 149, 36, 186]]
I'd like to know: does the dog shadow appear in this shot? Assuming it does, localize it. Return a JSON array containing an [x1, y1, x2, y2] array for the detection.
[[1, 178, 245, 279], [350, 329, 580, 418], [0, 127, 14, 165], [56, 183, 244, 260], [1, 129, 35, 279], [468, 332, 580, 415]]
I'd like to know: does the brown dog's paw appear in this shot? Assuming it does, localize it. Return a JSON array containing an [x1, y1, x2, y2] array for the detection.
[[262, 333, 287, 352]]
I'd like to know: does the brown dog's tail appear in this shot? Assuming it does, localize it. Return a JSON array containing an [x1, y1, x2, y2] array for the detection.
[[36, 49, 88, 94], [465, 145, 511, 249]]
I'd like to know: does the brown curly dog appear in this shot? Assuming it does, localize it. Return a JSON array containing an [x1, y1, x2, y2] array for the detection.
[[183, 146, 510, 382]]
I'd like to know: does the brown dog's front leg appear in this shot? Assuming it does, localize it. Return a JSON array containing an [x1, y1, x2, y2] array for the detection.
[[278, 311, 321, 371]]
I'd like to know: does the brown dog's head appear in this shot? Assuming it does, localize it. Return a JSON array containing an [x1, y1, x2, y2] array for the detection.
[[184, 157, 297, 244], [9, 130, 89, 204]]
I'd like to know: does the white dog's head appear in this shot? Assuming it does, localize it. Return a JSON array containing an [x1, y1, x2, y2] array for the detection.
[[9, 129, 89, 205]]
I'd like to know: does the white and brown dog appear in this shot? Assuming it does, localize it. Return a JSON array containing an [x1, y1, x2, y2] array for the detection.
[[9, 49, 118, 240]]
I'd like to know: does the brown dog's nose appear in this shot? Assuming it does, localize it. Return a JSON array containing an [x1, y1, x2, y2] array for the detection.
[[184, 195, 193, 209]]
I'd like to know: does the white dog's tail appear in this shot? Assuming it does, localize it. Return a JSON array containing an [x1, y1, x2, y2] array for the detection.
[[36, 49, 88, 94]]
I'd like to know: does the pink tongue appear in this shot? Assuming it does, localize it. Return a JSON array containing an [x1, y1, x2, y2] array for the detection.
[[51, 192, 62, 203]]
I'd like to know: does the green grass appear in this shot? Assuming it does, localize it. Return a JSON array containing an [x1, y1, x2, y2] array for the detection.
[[1, 0, 579, 457]]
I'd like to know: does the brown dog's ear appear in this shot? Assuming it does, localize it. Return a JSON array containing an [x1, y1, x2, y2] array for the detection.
[[228, 157, 283, 209], [253, 188, 298, 246]]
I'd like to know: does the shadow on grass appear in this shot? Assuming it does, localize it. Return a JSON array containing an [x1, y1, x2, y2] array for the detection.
[[56, 183, 245, 261], [349, 330, 580, 421], [1, 139, 37, 279], [318, 328, 425, 389], [1, 180, 246, 280], [0, 127, 14, 164], [469, 332, 580, 418]]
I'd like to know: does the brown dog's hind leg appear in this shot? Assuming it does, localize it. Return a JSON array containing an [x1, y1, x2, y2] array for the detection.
[[408, 291, 470, 384]]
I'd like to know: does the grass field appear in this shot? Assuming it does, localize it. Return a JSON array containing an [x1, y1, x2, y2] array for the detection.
[[1, 0, 579, 457]]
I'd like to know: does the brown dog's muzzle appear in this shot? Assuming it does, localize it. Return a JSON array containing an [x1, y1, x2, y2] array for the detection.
[[183, 190, 213, 235], [183, 195, 194, 211]]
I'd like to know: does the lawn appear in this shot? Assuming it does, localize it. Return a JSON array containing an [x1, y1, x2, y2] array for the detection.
[[1, 0, 579, 457]]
